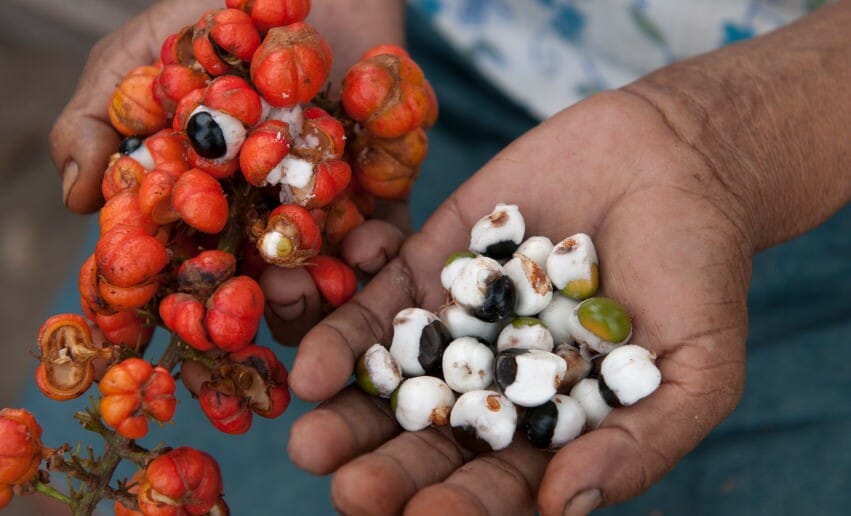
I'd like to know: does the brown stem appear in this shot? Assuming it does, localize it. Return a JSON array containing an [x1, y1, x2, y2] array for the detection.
[[72, 433, 129, 516]]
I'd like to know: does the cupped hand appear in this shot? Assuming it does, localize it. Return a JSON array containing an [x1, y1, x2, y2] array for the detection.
[[48, 0, 408, 344], [286, 90, 754, 515]]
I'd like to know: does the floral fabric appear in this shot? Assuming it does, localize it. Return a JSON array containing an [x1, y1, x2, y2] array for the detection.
[[408, 0, 834, 119]]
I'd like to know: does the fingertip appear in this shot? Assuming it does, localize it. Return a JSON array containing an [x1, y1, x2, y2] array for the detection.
[[289, 324, 355, 401], [341, 220, 405, 274], [50, 115, 119, 214], [261, 266, 323, 346], [288, 409, 355, 475], [332, 454, 410, 516]]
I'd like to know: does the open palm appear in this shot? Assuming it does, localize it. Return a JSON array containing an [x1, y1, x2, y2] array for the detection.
[[286, 91, 753, 515]]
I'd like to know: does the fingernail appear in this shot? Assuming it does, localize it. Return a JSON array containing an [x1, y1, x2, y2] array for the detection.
[[271, 297, 305, 320], [62, 161, 79, 207], [563, 489, 601, 516]]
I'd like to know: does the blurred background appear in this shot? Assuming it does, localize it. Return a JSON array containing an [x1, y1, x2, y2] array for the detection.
[[1, 1, 145, 514]]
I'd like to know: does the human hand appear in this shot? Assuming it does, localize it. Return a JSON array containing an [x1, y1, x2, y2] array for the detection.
[[48, 0, 409, 343], [286, 90, 754, 515]]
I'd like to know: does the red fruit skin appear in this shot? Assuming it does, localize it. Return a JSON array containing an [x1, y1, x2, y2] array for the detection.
[[302, 159, 351, 209], [102, 155, 147, 201], [227, 0, 311, 32], [161, 27, 194, 66], [198, 383, 253, 434], [342, 51, 430, 138], [171, 169, 229, 234], [349, 127, 428, 200], [94, 310, 154, 350], [159, 293, 216, 352], [142, 130, 191, 167], [324, 194, 364, 245], [203, 75, 263, 126], [228, 345, 290, 419], [138, 163, 186, 225], [153, 64, 209, 116], [307, 255, 357, 307], [0, 408, 44, 503], [177, 250, 237, 298], [205, 276, 264, 352], [99, 191, 159, 236], [109, 65, 168, 137], [240, 120, 291, 186], [250, 23, 332, 108], [100, 358, 154, 439], [80, 254, 115, 316], [0, 408, 45, 508], [255, 203, 323, 266], [96, 224, 169, 288], [98, 278, 160, 312], [138, 447, 223, 515], [192, 9, 260, 76], [296, 106, 346, 161]]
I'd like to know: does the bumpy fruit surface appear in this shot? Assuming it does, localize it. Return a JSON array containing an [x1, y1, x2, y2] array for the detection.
[[138, 447, 223, 515], [350, 127, 427, 200], [342, 46, 431, 138], [250, 22, 332, 108], [0, 408, 45, 509], [99, 358, 177, 439], [109, 65, 168, 137]]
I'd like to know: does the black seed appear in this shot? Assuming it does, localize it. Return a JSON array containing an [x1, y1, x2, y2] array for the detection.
[[484, 240, 519, 261], [452, 424, 493, 453], [495, 349, 524, 392], [588, 355, 605, 379], [418, 320, 451, 375], [119, 136, 144, 155], [187, 111, 227, 159], [523, 401, 558, 448], [597, 377, 622, 408], [472, 275, 515, 323]]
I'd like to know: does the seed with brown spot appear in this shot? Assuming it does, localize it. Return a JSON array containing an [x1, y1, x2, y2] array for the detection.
[[431, 405, 451, 426], [486, 394, 502, 412], [488, 210, 509, 227]]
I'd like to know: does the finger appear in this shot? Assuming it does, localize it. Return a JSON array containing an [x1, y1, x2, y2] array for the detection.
[[290, 197, 476, 402], [289, 258, 417, 401], [260, 266, 323, 346], [537, 333, 745, 516], [49, 1, 212, 213], [288, 385, 400, 475], [341, 219, 405, 275], [331, 428, 470, 516], [405, 439, 551, 516]]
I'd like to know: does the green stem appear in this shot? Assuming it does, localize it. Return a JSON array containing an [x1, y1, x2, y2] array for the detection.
[[34, 481, 73, 505]]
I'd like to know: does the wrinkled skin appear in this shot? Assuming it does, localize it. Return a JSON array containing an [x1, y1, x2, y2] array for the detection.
[[49, 0, 408, 345], [286, 91, 753, 515], [50, 1, 851, 514]]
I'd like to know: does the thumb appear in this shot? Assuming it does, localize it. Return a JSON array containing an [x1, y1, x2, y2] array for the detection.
[[48, 0, 215, 213]]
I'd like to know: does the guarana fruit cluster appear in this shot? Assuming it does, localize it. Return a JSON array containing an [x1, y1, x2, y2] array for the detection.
[[355, 204, 661, 451], [2, 1, 437, 513]]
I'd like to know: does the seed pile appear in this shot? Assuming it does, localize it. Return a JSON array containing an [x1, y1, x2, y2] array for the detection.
[[356, 204, 662, 451]]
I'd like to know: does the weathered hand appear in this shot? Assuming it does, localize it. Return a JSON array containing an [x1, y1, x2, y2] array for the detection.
[[286, 91, 753, 515], [47, 0, 409, 344]]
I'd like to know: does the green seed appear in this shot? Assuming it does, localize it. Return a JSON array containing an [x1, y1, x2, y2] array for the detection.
[[354, 355, 379, 396], [576, 297, 631, 343], [511, 316, 546, 329], [445, 251, 477, 266]]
